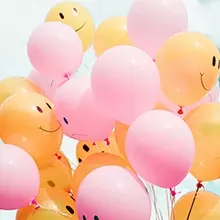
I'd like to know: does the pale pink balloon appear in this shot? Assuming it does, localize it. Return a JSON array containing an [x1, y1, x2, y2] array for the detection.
[[127, 0, 188, 58], [0, 144, 40, 210], [159, 83, 220, 117], [126, 110, 195, 188], [53, 75, 114, 141], [91, 45, 160, 125], [76, 166, 151, 220], [27, 22, 83, 79]]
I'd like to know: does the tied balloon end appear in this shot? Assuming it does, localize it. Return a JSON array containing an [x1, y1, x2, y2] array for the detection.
[[92, 142, 96, 146], [30, 199, 40, 209], [55, 153, 62, 160], [177, 106, 184, 115], [64, 72, 70, 80], [196, 181, 204, 189], [104, 138, 110, 146], [170, 188, 177, 197]]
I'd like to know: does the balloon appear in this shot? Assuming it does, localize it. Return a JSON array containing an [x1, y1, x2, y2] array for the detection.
[[0, 76, 43, 104], [16, 188, 78, 220], [53, 75, 114, 141], [27, 22, 83, 80], [173, 191, 220, 220], [156, 32, 220, 106], [0, 92, 63, 167], [76, 132, 121, 163], [94, 16, 132, 56], [39, 151, 73, 192], [156, 83, 220, 117], [91, 45, 160, 125], [28, 70, 56, 100], [0, 143, 40, 210], [127, 0, 188, 58], [115, 121, 129, 157], [72, 153, 134, 196], [45, 2, 95, 52], [184, 103, 220, 181], [76, 166, 151, 220], [126, 110, 195, 188]]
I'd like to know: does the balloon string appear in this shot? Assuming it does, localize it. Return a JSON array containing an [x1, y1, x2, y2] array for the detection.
[[186, 181, 203, 220], [151, 184, 163, 220], [166, 189, 171, 220], [169, 188, 177, 220]]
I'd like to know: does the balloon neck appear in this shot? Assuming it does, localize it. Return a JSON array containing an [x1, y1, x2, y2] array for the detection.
[[104, 138, 110, 146], [196, 181, 204, 189], [30, 199, 40, 209], [169, 188, 176, 197], [55, 153, 62, 160], [92, 142, 96, 146], [153, 59, 156, 62], [177, 106, 184, 115], [64, 72, 70, 79]]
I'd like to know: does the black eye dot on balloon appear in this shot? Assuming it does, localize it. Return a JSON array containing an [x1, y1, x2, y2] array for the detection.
[[66, 206, 74, 215], [78, 158, 82, 163], [94, 216, 100, 220], [47, 180, 55, 187], [212, 56, 216, 66], [83, 144, 90, 152], [82, 215, 87, 220], [36, 106, 43, 113], [63, 117, 68, 124], [59, 13, 64, 19], [46, 102, 52, 109]]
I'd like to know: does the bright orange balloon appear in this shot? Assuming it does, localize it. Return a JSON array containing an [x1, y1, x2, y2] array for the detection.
[[0, 76, 43, 104], [156, 32, 220, 106], [71, 152, 134, 196], [173, 191, 220, 220], [94, 16, 132, 56], [0, 92, 63, 167], [39, 151, 73, 192], [75, 132, 120, 163], [45, 2, 95, 52], [115, 121, 129, 157], [184, 103, 220, 181], [16, 188, 78, 220]]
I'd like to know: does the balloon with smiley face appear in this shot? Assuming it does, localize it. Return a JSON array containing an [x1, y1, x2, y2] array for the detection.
[[45, 1, 95, 52], [16, 188, 78, 220], [156, 32, 220, 106], [0, 92, 63, 167]]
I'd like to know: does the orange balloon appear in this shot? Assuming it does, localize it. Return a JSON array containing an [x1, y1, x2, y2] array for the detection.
[[184, 103, 220, 181], [75, 132, 120, 163], [173, 191, 220, 220], [156, 32, 220, 106], [115, 121, 129, 157], [71, 152, 134, 196], [94, 16, 132, 56], [0, 92, 63, 167], [0, 76, 43, 104], [39, 151, 73, 192], [16, 188, 78, 220]]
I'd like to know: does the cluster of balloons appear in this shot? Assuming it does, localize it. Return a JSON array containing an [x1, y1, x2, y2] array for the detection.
[[1, 0, 220, 219]]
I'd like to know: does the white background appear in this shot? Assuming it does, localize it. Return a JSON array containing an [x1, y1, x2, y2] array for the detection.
[[0, 0, 220, 219]]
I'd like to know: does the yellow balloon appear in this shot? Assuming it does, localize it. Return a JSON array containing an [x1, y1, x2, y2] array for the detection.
[[173, 191, 220, 220], [16, 188, 78, 220], [0, 77, 43, 104], [184, 103, 220, 181], [45, 1, 95, 52], [94, 16, 132, 56], [156, 32, 220, 106], [115, 121, 129, 158]]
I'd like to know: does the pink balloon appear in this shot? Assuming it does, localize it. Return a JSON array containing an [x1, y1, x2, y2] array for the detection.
[[27, 22, 83, 80], [28, 70, 56, 100], [53, 75, 114, 141], [126, 110, 195, 188], [76, 166, 151, 220], [159, 84, 220, 117], [91, 46, 160, 125], [127, 0, 188, 58], [0, 144, 40, 210]]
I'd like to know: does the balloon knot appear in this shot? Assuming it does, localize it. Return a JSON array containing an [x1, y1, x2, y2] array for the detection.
[[64, 72, 70, 80], [30, 199, 40, 209], [153, 59, 156, 62], [177, 106, 184, 115], [104, 138, 110, 146], [92, 142, 96, 146], [55, 153, 62, 160], [170, 188, 177, 197], [196, 181, 204, 189]]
